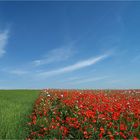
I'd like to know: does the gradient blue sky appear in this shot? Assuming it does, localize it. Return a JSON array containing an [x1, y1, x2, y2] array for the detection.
[[0, 1, 140, 89]]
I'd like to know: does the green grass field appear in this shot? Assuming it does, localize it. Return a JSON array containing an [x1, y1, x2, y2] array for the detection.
[[0, 90, 39, 139]]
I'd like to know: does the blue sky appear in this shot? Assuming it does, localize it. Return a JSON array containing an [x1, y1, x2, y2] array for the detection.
[[0, 1, 140, 89]]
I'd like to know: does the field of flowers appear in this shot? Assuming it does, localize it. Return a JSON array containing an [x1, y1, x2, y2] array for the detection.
[[27, 89, 140, 139]]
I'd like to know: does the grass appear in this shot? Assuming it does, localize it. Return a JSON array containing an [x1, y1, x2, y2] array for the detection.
[[0, 90, 39, 139]]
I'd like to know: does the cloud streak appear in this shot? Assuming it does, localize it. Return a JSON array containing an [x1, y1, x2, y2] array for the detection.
[[1, 68, 29, 76], [71, 76, 109, 84], [9, 70, 29, 76], [38, 53, 110, 77], [0, 30, 9, 57], [33, 46, 75, 66]]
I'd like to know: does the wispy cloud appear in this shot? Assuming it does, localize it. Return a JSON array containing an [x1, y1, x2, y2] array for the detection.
[[59, 69, 96, 83], [38, 53, 110, 78], [69, 76, 109, 85], [9, 70, 28, 76], [32, 46, 75, 66], [0, 29, 9, 57], [108, 79, 126, 84]]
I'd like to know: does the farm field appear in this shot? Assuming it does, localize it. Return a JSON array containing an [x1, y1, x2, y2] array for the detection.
[[0, 89, 140, 139], [0, 90, 39, 139], [27, 89, 140, 139]]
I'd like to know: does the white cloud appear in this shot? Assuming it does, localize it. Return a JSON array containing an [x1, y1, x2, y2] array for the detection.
[[108, 79, 125, 84], [0, 30, 9, 57], [58, 76, 86, 83], [38, 53, 110, 78], [66, 76, 83, 81], [33, 46, 75, 66], [9, 70, 28, 75], [71, 76, 109, 84]]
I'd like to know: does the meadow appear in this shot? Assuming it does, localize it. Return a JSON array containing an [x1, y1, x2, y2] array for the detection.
[[0, 90, 39, 139]]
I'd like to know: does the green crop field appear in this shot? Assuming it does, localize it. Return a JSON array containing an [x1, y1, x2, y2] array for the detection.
[[0, 90, 39, 139]]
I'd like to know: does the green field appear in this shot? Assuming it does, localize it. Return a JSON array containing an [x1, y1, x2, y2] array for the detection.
[[0, 90, 39, 139]]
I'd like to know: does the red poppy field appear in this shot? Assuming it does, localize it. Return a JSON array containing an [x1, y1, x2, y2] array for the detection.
[[27, 89, 140, 139]]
